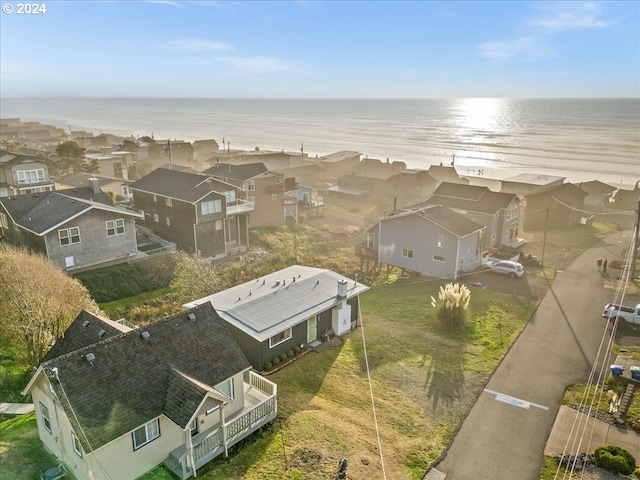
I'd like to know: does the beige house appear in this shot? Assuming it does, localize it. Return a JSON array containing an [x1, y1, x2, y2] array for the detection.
[[22, 303, 277, 480], [0, 148, 55, 197]]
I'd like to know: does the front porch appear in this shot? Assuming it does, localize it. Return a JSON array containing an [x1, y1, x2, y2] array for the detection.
[[163, 371, 277, 479]]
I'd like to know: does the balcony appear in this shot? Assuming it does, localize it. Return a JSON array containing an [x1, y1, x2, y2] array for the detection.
[[164, 371, 277, 480], [226, 198, 254, 215], [355, 241, 378, 260]]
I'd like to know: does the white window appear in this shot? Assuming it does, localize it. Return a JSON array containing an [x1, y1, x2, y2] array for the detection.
[[437, 233, 444, 248], [215, 378, 235, 399], [122, 186, 131, 197], [247, 179, 255, 191], [106, 218, 125, 236], [40, 402, 52, 434], [433, 255, 446, 262], [72, 432, 83, 457], [165, 217, 171, 226], [366, 233, 374, 248], [188, 418, 198, 436], [17, 169, 45, 185], [166, 197, 172, 206], [153, 194, 157, 202], [270, 328, 292, 348], [402, 248, 414, 259], [0, 212, 8, 229], [59, 227, 80, 246], [215, 220, 223, 231], [201, 199, 222, 215], [153, 213, 159, 223], [223, 191, 236, 204], [132, 418, 160, 450]]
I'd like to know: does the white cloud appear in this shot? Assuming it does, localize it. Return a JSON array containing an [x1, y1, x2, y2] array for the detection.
[[477, 37, 555, 61], [144, 0, 185, 7], [163, 39, 231, 52], [529, 1, 618, 31], [219, 56, 289, 73]]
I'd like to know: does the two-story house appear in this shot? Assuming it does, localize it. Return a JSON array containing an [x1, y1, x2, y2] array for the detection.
[[204, 162, 294, 228], [22, 302, 277, 480], [0, 185, 141, 270], [0, 149, 55, 197], [357, 204, 485, 279], [129, 167, 253, 259], [424, 182, 521, 248]]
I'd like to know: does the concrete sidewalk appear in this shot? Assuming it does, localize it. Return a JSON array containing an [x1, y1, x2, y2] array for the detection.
[[545, 406, 640, 459]]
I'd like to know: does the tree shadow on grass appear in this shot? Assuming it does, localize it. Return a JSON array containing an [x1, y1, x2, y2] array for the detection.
[[423, 339, 466, 411]]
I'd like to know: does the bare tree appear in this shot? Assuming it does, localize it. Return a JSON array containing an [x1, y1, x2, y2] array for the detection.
[[0, 245, 98, 367]]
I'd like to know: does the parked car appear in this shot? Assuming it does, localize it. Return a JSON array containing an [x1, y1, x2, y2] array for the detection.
[[486, 260, 524, 278], [602, 303, 640, 325]]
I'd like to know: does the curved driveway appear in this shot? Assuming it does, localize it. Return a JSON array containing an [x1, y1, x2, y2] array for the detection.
[[436, 230, 634, 479]]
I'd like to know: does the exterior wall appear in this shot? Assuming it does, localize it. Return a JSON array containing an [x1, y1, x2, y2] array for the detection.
[[2, 158, 54, 195], [223, 302, 360, 370], [377, 215, 481, 278], [243, 173, 285, 227], [44, 210, 138, 270]]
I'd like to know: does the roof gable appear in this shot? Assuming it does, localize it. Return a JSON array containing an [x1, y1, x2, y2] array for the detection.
[[428, 182, 518, 214], [38, 303, 250, 451], [203, 162, 269, 180], [128, 167, 234, 203], [384, 204, 484, 237]]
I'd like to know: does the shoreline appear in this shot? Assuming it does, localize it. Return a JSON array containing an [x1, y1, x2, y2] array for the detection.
[[3, 115, 639, 189]]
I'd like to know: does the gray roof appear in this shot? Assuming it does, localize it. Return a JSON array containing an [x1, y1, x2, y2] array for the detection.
[[128, 167, 236, 203], [426, 182, 519, 214], [502, 173, 565, 186], [41, 311, 131, 363], [385, 204, 484, 238], [203, 162, 269, 181], [185, 265, 369, 342], [0, 149, 47, 169], [36, 303, 250, 451], [318, 151, 361, 163], [0, 191, 139, 235]]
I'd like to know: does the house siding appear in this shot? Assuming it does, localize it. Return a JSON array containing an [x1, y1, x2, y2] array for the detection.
[[44, 210, 138, 270]]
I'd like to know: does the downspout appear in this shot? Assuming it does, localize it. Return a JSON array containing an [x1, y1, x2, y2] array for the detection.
[[221, 404, 228, 457], [193, 204, 198, 255], [454, 235, 460, 280], [186, 426, 196, 478]]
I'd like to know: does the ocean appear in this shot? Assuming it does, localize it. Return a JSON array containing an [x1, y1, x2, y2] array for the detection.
[[1, 97, 639, 187]]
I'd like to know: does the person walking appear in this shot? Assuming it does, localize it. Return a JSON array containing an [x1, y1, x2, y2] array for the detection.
[[597, 257, 603, 271], [603, 258, 608, 274]]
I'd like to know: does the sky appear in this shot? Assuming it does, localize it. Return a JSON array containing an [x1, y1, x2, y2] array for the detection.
[[0, 0, 638, 98]]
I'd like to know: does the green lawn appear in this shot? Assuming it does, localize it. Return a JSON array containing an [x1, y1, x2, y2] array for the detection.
[[2, 280, 534, 480]]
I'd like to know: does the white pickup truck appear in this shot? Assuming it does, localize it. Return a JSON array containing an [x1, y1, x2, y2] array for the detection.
[[602, 303, 640, 324]]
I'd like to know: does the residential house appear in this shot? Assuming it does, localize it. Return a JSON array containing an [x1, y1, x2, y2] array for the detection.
[[192, 139, 219, 162], [148, 140, 194, 165], [357, 204, 485, 278], [285, 184, 325, 222], [22, 302, 277, 480], [274, 164, 326, 189], [0, 149, 55, 197], [500, 173, 565, 196], [218, 148, 305, 171], [427, 164, 469, 185], [313, 150, 361, 180], [129, 167, 252, 258], [204, 162, 293, 228], [386, 170, 439, 209], [355, 157, 407, 179], [521, 182, 588, 230], [55, 173, 134, 204], [0, 187, 141, 270], [185, 265, 369, 371], [84, 152, 129, 179], [424, 182, 521, 248], [579, 180, 617, 211]]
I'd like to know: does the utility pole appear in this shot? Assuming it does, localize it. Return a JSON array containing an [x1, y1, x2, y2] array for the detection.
[[631, 200, 640, 280], [540, 208, 549, 268]]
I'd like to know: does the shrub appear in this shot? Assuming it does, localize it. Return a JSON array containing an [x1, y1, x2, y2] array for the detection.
[[263, 362, 272, 371], [287, 350, 294, 358], [594, 445, 636, 475], [293, 346, 301, 354], [272, 357, 281, 366], [279, 352, 288, 362]]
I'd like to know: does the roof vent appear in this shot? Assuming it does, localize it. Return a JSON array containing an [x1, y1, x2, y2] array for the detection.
[[141, 331, 151, 340], [187, 313, 196, 321], [97, 329, 106, 338], [82, 320, 90, 328], [85, 353, 95, 364]]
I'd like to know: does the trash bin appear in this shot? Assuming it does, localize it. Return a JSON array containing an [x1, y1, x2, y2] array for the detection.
[[630, 366, 640, 380], [610, 365, 625, 377]]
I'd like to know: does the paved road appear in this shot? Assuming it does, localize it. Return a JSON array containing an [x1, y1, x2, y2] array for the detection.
[[436, 230, 635, 480]]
